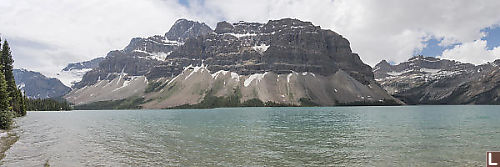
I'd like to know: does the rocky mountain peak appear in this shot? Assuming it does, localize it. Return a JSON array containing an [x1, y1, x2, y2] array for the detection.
[[66, 18, 400, 108], [165, 18, 213, 42], [148, 18, 373, 85], [14, 69, 71, 98], [374, 56, 474, 78], [214, 20, 265, 34], [373, 60, 391, 72], [372, 56, 500, 104], [214, 21, 234, 34], [494, 59, 500, 66], [123, 35, 181, 54], [74, 19, 214, 89], [266, 18, 316, 28], [214, 18, 319, 35]]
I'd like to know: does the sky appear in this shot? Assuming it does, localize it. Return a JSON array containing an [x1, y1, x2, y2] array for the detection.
[[1, 0, 500, 78]]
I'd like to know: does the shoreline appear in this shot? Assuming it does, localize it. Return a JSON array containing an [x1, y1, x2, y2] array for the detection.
[[0, 130, 19, 161]]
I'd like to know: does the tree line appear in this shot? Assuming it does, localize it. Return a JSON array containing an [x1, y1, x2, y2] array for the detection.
[[0, 38, 27, 129], [26, 98, 72, 111]]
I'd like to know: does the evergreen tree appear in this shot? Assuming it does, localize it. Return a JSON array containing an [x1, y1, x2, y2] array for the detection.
[[1, 40, 23, 116], [0, 65, 13, 129], [1, 40, 16, 93], [26, 98, 72, 111], [0, 66, 10, 111]]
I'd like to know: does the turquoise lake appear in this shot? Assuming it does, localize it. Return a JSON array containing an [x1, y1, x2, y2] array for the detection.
[[2, 106, 499, 166]]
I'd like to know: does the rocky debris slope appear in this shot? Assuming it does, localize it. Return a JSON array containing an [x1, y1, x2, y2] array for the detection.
[[65, 18, 401, 108], [14, 69, 71, 98], [141, 65, 393, 108], [65, 74, 147, 105], [374, 56, 500, 104]]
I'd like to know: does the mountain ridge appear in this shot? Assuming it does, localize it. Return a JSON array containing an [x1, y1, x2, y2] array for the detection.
[[14, 69, 71, 99], [374, 56, 500, 104], [64, 18, 401, 108]]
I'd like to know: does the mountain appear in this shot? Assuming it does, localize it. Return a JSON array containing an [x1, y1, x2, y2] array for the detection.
[[57, 57, 104, 87], [65, 18, 401, 108], [72, 19, 212, 90], [14, 69, 71, 99], [373, 56, 500, 104]]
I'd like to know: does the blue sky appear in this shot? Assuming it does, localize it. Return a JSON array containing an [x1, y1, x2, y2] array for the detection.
[[419, 27, 500, 58], [481, 26, 500, 50], [418, 38, 459, 57], [178, 0, 190, 7]]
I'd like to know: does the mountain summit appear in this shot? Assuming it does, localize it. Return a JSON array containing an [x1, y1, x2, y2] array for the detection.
[[374, 56, 500, 104], [65, 18, 400, 108]]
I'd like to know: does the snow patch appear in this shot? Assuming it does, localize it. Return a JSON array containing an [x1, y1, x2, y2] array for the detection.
[[18, 83, 25, 90], [211, 70, 229, 79], [387, 69, 413, 76], [226, 33, 258, 38], [420, 68, 441, 74], [167, 75, 179, 86], [112, 80, 130, 92], [287, 73, 292, 83], [184, 64, 208, 80], [252, 44, 270, 54], [56, 68, 93, 87], [161, 38, 184, 46], [244, 72, 267, 87], [231, 72, 240, 82], [150, 52, 171, 61], [184, 62, 210, 80], [132, 49, 150, 54]]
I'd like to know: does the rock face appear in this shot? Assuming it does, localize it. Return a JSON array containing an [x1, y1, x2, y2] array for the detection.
[[73, 19, 212, 89], [14, 69, 71, 99], [148, 18, 373, 85], [66, 18, 400, 108], [165, 19, 213, 42], [374, 56, 500, 104]]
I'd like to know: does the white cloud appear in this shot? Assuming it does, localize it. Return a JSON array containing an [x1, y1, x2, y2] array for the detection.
[[193, 0, 500, 65], [491, 46, 500, 58], [0, 0, 191, 78], [1, 0, 500, 78], [439, 40, 500, 65]]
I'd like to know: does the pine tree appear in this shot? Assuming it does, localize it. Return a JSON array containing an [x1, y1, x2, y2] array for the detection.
[[0, 37, 3, 75], [1, 40, 15, 92], [1, 40, 23, 116], [0, 65, 13, 129]]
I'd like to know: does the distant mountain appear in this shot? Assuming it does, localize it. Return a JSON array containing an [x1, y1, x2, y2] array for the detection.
[[374, 56, 500, 104], [14, 69, 71, 99], [62, 57, 104, 71], [56, 57, 104, 87], [72, 19, 212, 89], [65, 18, 401, 108]]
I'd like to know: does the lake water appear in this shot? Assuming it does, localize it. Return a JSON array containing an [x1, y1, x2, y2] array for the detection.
[[1, 106, 499, 166]]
